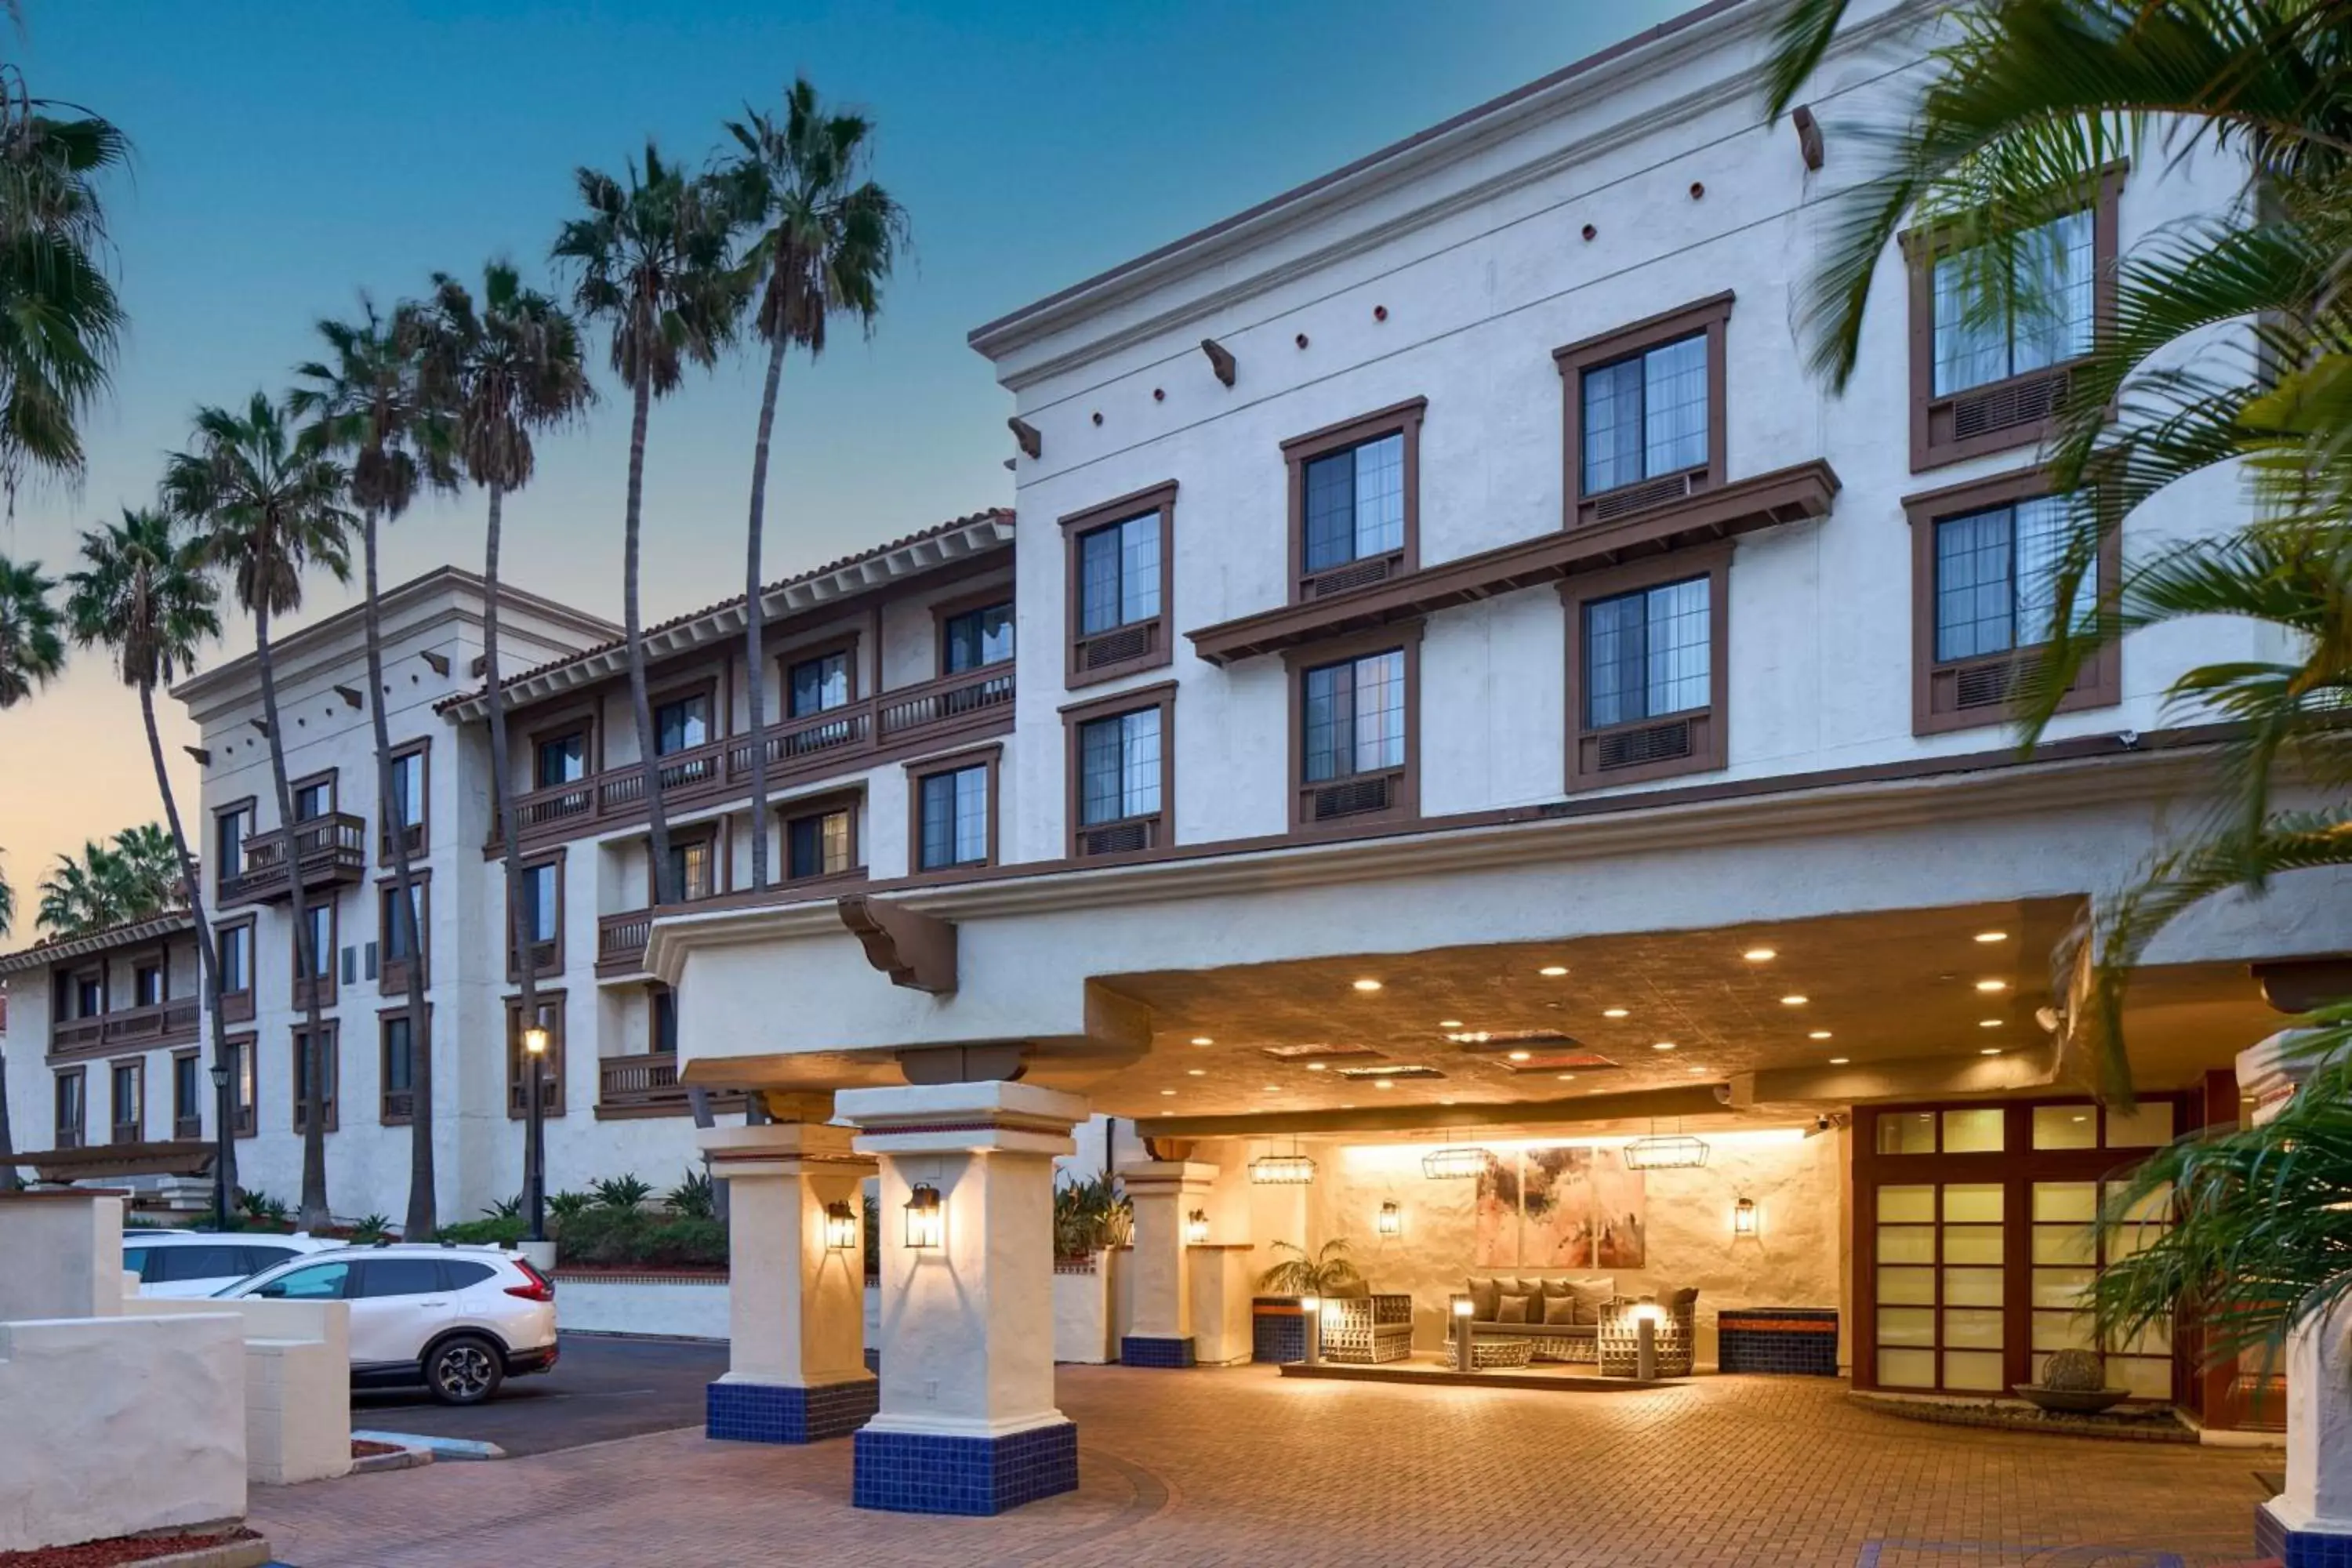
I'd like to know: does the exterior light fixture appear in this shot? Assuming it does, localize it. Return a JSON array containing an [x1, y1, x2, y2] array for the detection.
[[1250, 1150, 1317, 1185], [823, 1200, 858, 1251], [1507, 1049, 1530, 1062], [1733, 1196, 1758, 1236], [1974, 931, 2008, 943], [1452, 1296, 1475, 1371], [1374, 1080, 1396, 1090], [1185, 1208, 1209, 1245], [1421, 1144, 1494, 1180], [1828, 1056, 1849, 1065], [1377, 1200, 1403, 1236], [1300, 1296, 1323, 1364], [1623, 1120, 1710, 1170], [1980, 1047, 2002, 1056], [1975, 979, 2008, 993], [1978, 1018, 2003, 1029], [523, 1025, 550, 1057], [903, 1182, 944, 1248]]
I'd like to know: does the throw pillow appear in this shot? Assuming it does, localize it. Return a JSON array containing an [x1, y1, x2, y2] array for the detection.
[[1512, 1277, 1547, 1310], [1466, 1276, 1501, 1321], [1497, 1293, 1533, 1325], [1541, 1294, 1579, 1327], [1567, 1278, 1616, 1326]]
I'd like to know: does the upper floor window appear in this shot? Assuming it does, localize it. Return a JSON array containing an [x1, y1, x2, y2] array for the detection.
[[74, 972, 102, 1017], [786, 805, 855, 881], [381, 1015, 414, 1123], [111, 1061, 142, 1138], [292, 1022, 339, 1133], [291, 776, 333, 822], [1556, 295, 1731, 528], [942, 601, 1014, 674], [217, 923, 252, 994], [662, 835, 716, 903], [54, 1069, 84, 1144], [389, 750, 424, 828], [523, 861, 559, 944], [912, 753, 996, 872], [651, 985, 678, 1054], [216, 804, 251, 873], [655, 691, 712, 757], [172, 1051, 201, 1127], [134, 961, 165, 1007], [535, 730, 586, 787], [788, 651, 851, 717], [1284, 400, 1424, 602], [1065, 685, 1174, 858], [381, 883, 424, 961], [1287, 626, 1421, 830], [1561, 546, 1730, 789], [1584, 578, 1711, 731], [301, 902, 334, 978], [1933, 210, 2093, 397], [1062, 482, 1175, 688]]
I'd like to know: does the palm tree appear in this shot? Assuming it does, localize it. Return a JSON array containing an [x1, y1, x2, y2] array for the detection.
[[0, 843, 12, 1187], [714, 79, 907, 888], [552, 142, 741, 905], [414, 260, 593, 1225], [291, 299, 453, 1240], [167, 392, 352, 1232], [63, 506, 234, 1194], [0, 551, 60, 705]]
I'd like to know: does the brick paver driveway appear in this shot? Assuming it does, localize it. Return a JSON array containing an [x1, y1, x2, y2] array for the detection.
[[254, 1368, 2272, 1567]]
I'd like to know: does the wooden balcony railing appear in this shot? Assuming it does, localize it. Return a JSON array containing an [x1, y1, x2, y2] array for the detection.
[[496, 662, 1017, 852], [172, 1114, 203, 1142], [595, 1053, 746, 1120], [220, 812, 369, 906], [597, 910, 655, 976], [49, 997, 201, 1060]]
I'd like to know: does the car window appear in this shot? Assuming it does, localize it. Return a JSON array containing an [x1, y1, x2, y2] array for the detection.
[[155, 1244, 249, 1283], [353, 1258, 445, 1298], [239, 1244, 300, 1275], [123, 1246, 154, 1281], [255, 1260, 350, 1300], [441, 1261, 495, 1290]]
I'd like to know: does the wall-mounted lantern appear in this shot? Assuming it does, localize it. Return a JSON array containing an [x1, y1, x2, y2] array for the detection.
[[903, 1182, 943, 1249], [1376, 1200, 1403, 1237], [823, 1200, 859, 1251], [1185, 1208, 1210, 1245], [1733, 1196, 1759, 1237]]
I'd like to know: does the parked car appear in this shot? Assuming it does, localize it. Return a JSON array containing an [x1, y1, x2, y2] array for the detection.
[[123, 1232, 339, 1298], [218, 1243, 559, 1404]]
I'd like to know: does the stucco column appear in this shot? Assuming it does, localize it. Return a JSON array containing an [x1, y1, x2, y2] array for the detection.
[[838, 1080, 1087, 1515], [0, 1191, 126, 1321], [698, 1123, 877, 1443], [1116, 1160, 1218, 1367]]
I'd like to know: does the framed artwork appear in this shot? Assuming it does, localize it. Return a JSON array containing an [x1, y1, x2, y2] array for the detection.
[[1473, 1146, 1645, 1269]]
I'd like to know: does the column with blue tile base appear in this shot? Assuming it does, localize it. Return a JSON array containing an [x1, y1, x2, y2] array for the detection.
[[699, 1121, 877, 1444], [1116, 1160, 1218, 1370], [840, 1080, 1087, 1515]]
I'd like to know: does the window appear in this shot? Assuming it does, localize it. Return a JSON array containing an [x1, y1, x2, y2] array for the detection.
[[1303, 652, 1405, 783], [506, 996, 565, 1118], [651, 985, 678, 1054], [910, 751, 997, 873], [216, 804, 251, 877], [134, 961, 164, 1007], [291, 775, 333, 822], [654, 691, 712, 757], [1562, 547, 1731, 789], [217, 923, 252, 996], [1062, 482, 1175, 687], [381, 1014, 415, 1124], [788, 650, 851, 717], [1556, 295, 1731, 528], [442, 1260, 495, 1290], [172, 1050, 201, 1136], [1064, 684, 1175, 858], [1287, 626, 1421, 830], [517, 858, 561, 971], [535, 730, 586, 788], [292, 1022, 339, 1132], [111, 1060, 143, 1142], [1907, 172, 2120, 470], [384, 745, 427, 859], [53, 1069, 85, 1147], [662, 836, 715, 904], [942, 601, 1014, 674], [1906, 470, 2120, 734], [354, 1258, 445, 1298], [379, 881, 425, 975], [1283, 400, 1423, 602], [294, 901, 336, 1006], [74, 972, 102, 1018], [227, 1036, 256, 1137], [256, 1261, 350, 1301], [785, 804, 856, 881]]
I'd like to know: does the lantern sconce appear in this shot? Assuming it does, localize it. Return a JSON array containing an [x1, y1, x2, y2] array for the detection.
[[823, 1200, 859, 1251], [1185, 1208, 1210, 1245], [903, 1182, 943, 1249], [1376, 1200, 1403, 1237], [1733, 1196, 1759, 1238]]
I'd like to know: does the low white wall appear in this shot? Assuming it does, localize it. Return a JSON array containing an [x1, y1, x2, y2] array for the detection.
[[1053, 1254, 1112, 1363], [127, 1296, 353, 1486], [0, 1194, 122, 1322], [0, 1312, 246, 1552], [554, 1275, 729, 1341]]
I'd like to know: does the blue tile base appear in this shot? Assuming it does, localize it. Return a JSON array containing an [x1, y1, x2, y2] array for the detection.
[[706, 1377, 878, 1443], [1121, 1334, 1197, 1368], [2260, 1499, 2352, 1566], [1253, 1312, 1306, 1364], [852, 1420, 1079, 1515], [1718, 1309, 1840, 1376]]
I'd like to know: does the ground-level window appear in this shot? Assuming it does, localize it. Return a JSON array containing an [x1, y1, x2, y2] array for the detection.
[[111, 1060, 143, 1142], [381, 1014, 415, 1124], [292, 1023, 339, 1133], [53, 1069, 85, 1146], [172, 1050, 201, 1134]]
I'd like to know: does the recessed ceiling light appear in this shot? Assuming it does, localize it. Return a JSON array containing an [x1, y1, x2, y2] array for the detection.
[[1974, 931, 2009, 943], [1974, 979, 2008, 993], [1555, 1073, 1576, 1082], [1507, 1050, 1530, 1062], [1158, 1110, 1174, 1116], [1374, 1080, 1395, 1090], [1828, 1056, 1849, 1065], [1190, 1036, 1214, 1046], [1160, 1089, 1177, 1096], [1686, 1065, 1705, 1074], [1352, 978, 1383, 993], [1602, 1007, 1630, 1019], [1808, 1029, 1832, 1040], [1652, 1041, 1677, 1051], [1187, 1069, 1205, 1076], [1262, 1084, 1279, 1092], [1538, 965, 1569, 978], [1780, 995, 1809, 1007], [1305, 1062, 1327, 1072], [1980, 1046, 2002, 1055], [1978, 1018, 2002, 1029], [1744, 947, 1777, 962], [1438, 1019, 1465, 1029]]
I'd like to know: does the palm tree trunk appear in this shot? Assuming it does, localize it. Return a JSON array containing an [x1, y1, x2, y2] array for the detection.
[[484, 480, 543, 1214], [363, 510, 434, 1240], [622, 355, 674, 906], [0, 1045, 16, 1190], [255, 598, 331, 1231], [741, 332, 786, 891], [138, 675, 236, 1203]]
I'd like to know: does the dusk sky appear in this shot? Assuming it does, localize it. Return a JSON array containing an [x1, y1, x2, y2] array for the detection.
[[0, 0, 1684, 921]]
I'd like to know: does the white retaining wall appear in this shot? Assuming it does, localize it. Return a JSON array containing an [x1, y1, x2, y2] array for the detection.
[[554, 1275, 730, 1341]]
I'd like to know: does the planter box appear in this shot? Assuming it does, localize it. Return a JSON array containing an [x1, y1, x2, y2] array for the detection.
[[1053, 1251, 1113, 1364]]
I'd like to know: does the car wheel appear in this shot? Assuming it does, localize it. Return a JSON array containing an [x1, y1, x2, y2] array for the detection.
[[426, 1334, 504, 1406]]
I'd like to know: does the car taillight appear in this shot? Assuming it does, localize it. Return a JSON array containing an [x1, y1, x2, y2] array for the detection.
[[505, 1260, 555, 1302]]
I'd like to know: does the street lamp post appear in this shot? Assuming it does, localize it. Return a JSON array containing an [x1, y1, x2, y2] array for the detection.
[[523, 1023, 549, 1243], [207, 1061, 230, 1232]]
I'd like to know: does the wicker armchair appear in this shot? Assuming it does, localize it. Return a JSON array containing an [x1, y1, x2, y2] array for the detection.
[[1319, 1293, 1414, 1364], [1597, 1291, 1697, 1377]]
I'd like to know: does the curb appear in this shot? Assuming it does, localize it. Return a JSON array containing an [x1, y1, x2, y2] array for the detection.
[[349, 1441, 435, 1475], [93, 1535, 274, 1568], [351, 1428, 506, 1461]]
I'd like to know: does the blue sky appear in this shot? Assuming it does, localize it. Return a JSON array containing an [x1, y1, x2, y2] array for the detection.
[[1, 0, 1685, 901]]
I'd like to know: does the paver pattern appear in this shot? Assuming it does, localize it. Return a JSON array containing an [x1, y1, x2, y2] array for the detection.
[[252, 1369, 2273, 1567]]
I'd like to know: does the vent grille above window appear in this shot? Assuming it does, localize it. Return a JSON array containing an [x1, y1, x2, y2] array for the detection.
[[1592, 470, 1695, 524], [1312, 774, 1395, 821], [1951, 370, 2066, 441], [1595, 719, 1693, 771], [1955, 661, 2017, 710], [1305, 555, 1398, 600], [1079, 820, 1153, 858], [1079, 623, 1155, 670]]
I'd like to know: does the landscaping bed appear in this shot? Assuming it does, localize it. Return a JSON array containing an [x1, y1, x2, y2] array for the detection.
[[0, 1526, 263, 1567], [1847, 1390, 2198, 1443]]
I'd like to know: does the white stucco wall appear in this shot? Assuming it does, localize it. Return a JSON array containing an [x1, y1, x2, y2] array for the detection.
[[129, 1294, 354, 1486], [554, 1277, 730, 1341]]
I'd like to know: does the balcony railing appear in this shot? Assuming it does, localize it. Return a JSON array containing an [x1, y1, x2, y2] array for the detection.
[[595, 1052, 746, 1120], [497, 662, 1017, 852], [220, 812, 369, 906], [50, 997, 200, 1059], [597, 910, 655, 976]]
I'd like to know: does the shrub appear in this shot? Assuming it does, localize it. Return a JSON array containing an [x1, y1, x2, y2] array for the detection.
[[1053, 1172, 1132, 1260], [556, 1204, 725, 1269], [438, 1215, 526, 1246], [348, 1213, 393, 1243], [548, 1189, 594, 1221], [665, 1167, 714, 1219], [481, 1194, 523, 1221], [236, 1188, 290, 1226], [591, 1173, 655, 1211]]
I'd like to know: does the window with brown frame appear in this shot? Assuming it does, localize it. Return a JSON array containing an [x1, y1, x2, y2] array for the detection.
[[1906, 468, 2120, 735], [226, 1034, 256, 1138], [171, 1047, 202, 1141], [935, 590, 1016, 677], [382, 739, 429, 862], [506, 993, 566, 1118], [1285, 622, 1421, 832], [291, 1020, 339, 1134], [782, 638, 858, 720], [1904, 168, 2122, 472], [215, 918, 256, 1023], [378, 876, 428, 996], [379, 1007, 425, 1125], [1062, 682, 1176, 859], [109, 1058, 143, 1144], [1554, 293, 1732, 532], [1062, 482, 1175, 688], [289, 770, 337, 822], [1283, 399, 1424, 604], [649, 982, 679, 1054], [292, 898, 337, 1009], [1559, 543, 1732, 789], [215, 798, 255, 884], [530, 716, 593, 791], [510, 853, 564, 978], [780, 790, 863, 884], [650, 825, 720, 906], [652, 678, 719, 760], [908, 746, 1000, 875], [53, 1065, 85, 1148]]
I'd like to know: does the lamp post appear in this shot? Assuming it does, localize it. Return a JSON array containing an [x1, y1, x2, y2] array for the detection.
[[207, 1062, 230, 1232], [523, 1023, 550, 1243]]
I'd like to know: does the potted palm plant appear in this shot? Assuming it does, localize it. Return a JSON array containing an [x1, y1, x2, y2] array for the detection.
[[1256, 1238, 1365, 1298], [1051, 1174, 1131, 1364]]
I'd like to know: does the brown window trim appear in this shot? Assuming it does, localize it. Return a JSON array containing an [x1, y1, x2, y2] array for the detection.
[[1283, 397, 1425, 604], [53, 1064, 86, 1149], [108, 1055, 144, 1144], [288, 768, 339, 820], [170, 1045, 203, 1141], [506, 991, 566, 1119], [215, 916, 258, 1024], [778, 786, 869, 888], [1061, 481, 1178, 689], [292, 896, 339, 1010], [647, 981, 677, 1055], [510, 849, 567, 980], [648, 671, 724, 757], [225, 1033, 257, 1138], [1904, 165, 2125, 474], [648, 820, 723, 906], [526, 707, 600, 784], [1061, 681, 1178, 861], [379, 737, 431, 865], [378, 1004, 428, 1126], [1283, 621, 1424, 835], [291, 1019, 339, 1134], [930, 585, 1018, 678], [1904, 467, 2122, 736], [905, 742, 1004, 880], [1554, 292, 1733, 532], [131, 946, 169, 1006], [377, 871, 430, 996], [775, 627, 864, 719], [213, 796, 257, 880], [1559, 540, 1733, 791]]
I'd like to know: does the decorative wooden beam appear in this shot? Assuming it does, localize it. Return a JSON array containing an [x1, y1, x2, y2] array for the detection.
[[183, 746, 212, 766], [1200, 337, 1236, 387], [248, 718, 270, 737], [471, 655, 488, 678], [1007, 416, 1042, 460], [419, 650, 450, 676], [1791, 104, 1824, 172], [333, 684, 362, 710], [837, 894, 957, 995]]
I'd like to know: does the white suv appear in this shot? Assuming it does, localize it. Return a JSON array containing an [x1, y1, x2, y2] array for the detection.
[[222, 1243, 559, 1404], [124, 1232, 339, 1298]]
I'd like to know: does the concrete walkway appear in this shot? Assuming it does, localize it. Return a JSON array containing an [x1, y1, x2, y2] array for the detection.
[[252, 1368, 2275, 1567]]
